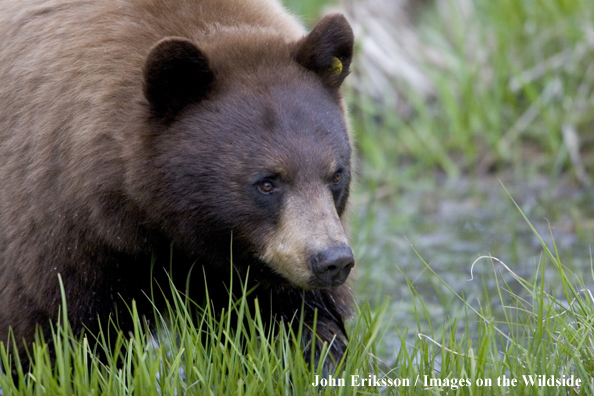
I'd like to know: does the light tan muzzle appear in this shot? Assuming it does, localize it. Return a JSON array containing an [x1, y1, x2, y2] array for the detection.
[[259, 188, 354, 288]]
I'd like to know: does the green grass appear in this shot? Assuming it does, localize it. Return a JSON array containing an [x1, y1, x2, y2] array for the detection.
[[2, 208, 593, 395], [0, 273, 388, 395], [352, 0, 594, 181]]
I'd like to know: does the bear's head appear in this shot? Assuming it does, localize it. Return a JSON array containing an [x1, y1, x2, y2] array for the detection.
[[140, 14, 355, 289]]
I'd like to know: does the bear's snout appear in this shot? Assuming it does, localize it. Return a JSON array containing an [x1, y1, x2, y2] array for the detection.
[[310, 246, 354, 287]]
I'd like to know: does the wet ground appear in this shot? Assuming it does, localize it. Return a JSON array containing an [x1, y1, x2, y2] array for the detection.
[[350, 173, 594, 362]]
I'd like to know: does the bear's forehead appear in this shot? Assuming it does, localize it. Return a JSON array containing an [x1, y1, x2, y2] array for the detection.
[[258, 136, 347, 180], [203, 83, 350, 156], [237, 109, 351, 182], [211, 75, 345, 126], [181, 94, 350, 182]]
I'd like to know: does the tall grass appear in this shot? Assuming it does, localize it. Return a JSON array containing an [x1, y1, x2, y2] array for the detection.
[[2, 208, 593, 394], [0, 273, 388, 395], [373, 199, 594, 395], [352, 0, 594, 181]]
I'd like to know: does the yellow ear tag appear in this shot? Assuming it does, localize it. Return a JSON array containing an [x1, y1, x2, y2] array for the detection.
[[330, 56, 343, 75]]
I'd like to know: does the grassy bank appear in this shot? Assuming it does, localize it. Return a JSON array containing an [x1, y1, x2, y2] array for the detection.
[[1, 212, 592, 394]]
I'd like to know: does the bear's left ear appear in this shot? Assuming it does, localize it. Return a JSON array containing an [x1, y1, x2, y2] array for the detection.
[[292, 14, 354, 90], [143, 37, 214, 121]]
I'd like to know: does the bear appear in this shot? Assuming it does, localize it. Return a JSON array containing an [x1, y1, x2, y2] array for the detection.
[[0, 0, 355, 369]]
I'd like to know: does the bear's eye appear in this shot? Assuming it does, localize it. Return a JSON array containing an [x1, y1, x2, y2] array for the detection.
[[258, 180, 275, 194], [332, 171, 342, 184]]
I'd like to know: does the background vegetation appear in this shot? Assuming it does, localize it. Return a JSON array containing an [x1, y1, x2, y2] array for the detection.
[[2, 0, 594, 394]]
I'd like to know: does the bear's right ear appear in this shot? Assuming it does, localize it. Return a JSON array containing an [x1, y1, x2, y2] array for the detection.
[[143, 37, 214, 121], [292, 14, 354, 90]]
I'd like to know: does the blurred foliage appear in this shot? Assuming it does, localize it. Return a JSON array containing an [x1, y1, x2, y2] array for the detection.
[[349, 0, 594, 183], [281, 0, 333, 26]]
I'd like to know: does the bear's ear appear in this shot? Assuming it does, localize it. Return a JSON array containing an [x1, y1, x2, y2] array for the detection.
[[143, 37, 214, 121], [293, 14, 354, 90]]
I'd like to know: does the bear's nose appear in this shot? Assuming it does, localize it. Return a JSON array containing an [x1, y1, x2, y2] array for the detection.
[[310, 246, 354, 287]]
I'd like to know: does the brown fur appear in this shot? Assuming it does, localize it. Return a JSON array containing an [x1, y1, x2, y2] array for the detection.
[[0, 0, 355, 368]]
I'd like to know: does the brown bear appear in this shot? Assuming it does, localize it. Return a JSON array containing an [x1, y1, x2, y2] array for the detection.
[[0, 0, 355, 368]]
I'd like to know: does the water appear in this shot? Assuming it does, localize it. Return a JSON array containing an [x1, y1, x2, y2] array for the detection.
[[351, 174, 594, 362]]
